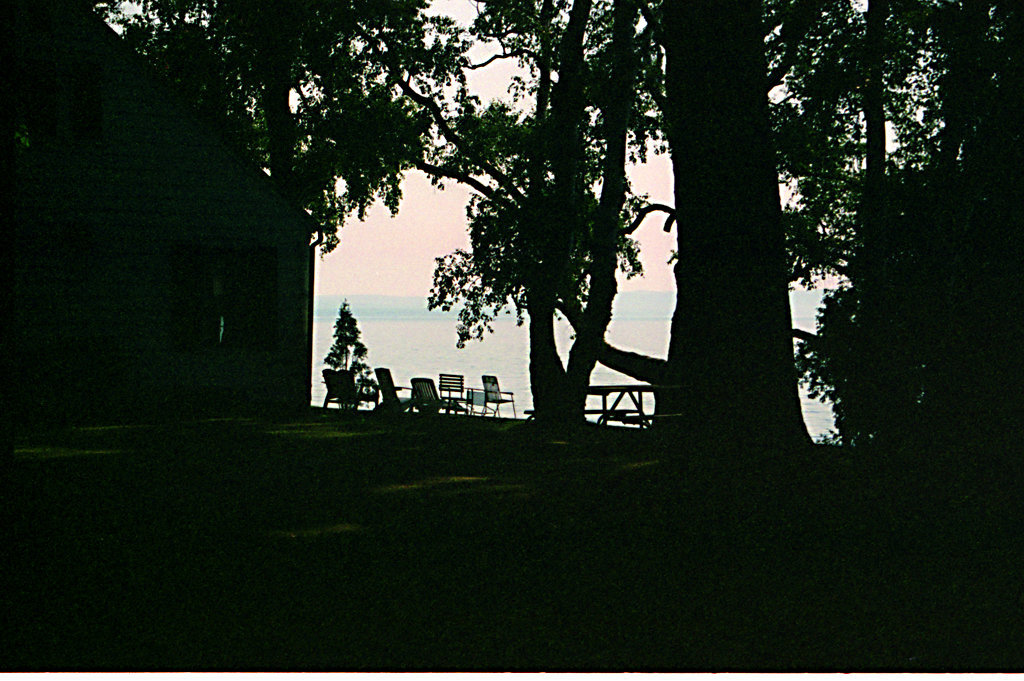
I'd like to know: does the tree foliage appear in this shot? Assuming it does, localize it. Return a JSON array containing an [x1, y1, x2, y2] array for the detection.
[[783, 0, 1024, 447], [421, 0, 655, 332], [403, 0, 659, 422], [104, 0, 438, 250], [324, 301, 375, 391]]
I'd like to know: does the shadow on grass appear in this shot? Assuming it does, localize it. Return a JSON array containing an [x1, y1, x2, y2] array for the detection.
[[4, 409, 1024, 671]]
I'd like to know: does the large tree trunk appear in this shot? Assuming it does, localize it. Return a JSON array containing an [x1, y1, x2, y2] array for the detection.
[[248, 1, 308, 406], [660, 1, 809, 447], [563, 0, 637, 412], [527, 289, 577, 425], [263, 73, 295, 197], [523, 0, 591, 426]]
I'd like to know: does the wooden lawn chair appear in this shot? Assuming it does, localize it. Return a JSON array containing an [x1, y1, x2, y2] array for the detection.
[[323, 369, 358, 410], [409, 377, 444, 415], [438, 373, 469, 414], [374, 367, 413, 413]]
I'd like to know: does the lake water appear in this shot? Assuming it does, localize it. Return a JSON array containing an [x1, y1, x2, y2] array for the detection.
[[311, 291, 836, 441]]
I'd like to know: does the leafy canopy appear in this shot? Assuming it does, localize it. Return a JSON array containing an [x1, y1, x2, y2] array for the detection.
[[420, 0, 657, 346], [104, 0, 456, 251]]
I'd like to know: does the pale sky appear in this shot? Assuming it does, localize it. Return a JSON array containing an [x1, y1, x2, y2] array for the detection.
[[315, 153, 679, 298], [315, 0, 680, 299]]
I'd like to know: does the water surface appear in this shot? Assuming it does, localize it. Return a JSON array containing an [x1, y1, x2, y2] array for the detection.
[[312, 291, 836, 440]]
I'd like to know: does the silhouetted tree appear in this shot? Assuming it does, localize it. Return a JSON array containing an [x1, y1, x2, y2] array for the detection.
[[793, 1, 1024, 448], [324, 301, 375, 393], [400, 0, 658, 425], [664, 1, 808, 446], [567, 1, 812, 447]]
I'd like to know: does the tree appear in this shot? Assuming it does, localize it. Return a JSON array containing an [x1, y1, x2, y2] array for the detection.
[[789, 0, 1024, 448], [324, 301, 376, 393], [421, 0, 810, 442], [663, 0, 809, 446], [391, 0, 658, 426], [569, 1, 811, 448]]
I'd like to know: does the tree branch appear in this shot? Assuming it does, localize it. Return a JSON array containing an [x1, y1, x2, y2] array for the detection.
[[792, 328, 817, 342], [415, 160, 497, 199], [555, 298, 667, 383], [554, 298, 583, 329], [467, 52, 513, 70], [527, 0, 555, 193], [393, 74, 527, 203], [624, 203, 676, 235], [468, 46, 534, 70], [598, 343, 667, 383], [354, 24, 529, 205]]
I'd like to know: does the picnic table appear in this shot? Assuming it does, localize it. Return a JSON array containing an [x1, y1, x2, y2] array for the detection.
[[586, 384, 682, 428]]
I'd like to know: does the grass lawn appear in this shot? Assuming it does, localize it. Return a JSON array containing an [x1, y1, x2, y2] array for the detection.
[[4, 410, 1023, 671]]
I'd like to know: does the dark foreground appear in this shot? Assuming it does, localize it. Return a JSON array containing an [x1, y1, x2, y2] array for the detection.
[[4, 411, 1023, 671]]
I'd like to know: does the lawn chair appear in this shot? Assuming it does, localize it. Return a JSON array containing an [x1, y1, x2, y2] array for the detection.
[[438, 373, 469, 414], [374, 367, 413, 413], [323, 369, 358, 410], [476, 375, 516, 418], [409, 377, 444, 415]]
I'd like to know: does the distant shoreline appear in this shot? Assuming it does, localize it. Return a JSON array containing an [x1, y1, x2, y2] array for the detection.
[[314, 289, 825, 328]]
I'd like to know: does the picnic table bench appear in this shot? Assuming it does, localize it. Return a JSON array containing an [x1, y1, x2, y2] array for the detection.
[[524, 384, 682, 428]]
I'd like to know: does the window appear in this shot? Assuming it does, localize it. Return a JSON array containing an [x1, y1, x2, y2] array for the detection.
[[171, 246, 279, 351]]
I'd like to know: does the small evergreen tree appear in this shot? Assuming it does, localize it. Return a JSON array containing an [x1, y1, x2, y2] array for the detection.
[[324, 301, 376, 395]]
